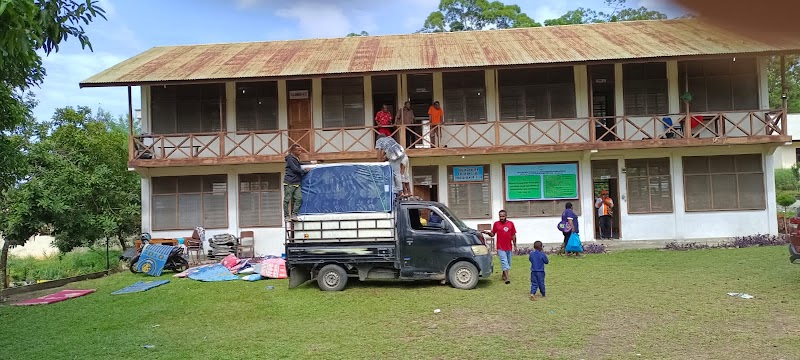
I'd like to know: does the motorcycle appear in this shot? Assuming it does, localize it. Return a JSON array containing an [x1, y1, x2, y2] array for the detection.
[[129, 233, 190, 274]]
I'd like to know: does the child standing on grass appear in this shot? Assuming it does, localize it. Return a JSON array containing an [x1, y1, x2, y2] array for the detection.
[[529, 241, 548, 301]]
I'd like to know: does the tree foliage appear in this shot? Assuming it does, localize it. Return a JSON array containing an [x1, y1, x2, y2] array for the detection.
[[544, 0, 666, 26], [768, 55, 800, 112], [0, 0, 106, 288], [346, 31, 369, 37], [421, 0, 540, 32], [26, 107, 141, 252]]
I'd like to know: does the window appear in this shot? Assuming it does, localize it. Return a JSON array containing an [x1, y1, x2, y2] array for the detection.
[[236, 82, 278, 131], [796, 147, 800, 164], [625, 158, 673, 213], [322, 77, 364, 128], [238, 173, 282, 227], [152, 175, 228, 230], [623, 62, 668, 115], [499, 67, 576, 121], [678, 58, 759, 112], [683, 154, 766, 211], [443, 71, 487, 123], [150, 84, 225, 134], [408, 207, 446, 231], [447, 165, 491, 218]]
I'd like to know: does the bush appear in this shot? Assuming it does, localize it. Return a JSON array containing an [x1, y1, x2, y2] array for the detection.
[[664, 234, 788, 251], [7, 250, 121, 283], [775, 168, 800, 192], [777, 192, 796, 208]]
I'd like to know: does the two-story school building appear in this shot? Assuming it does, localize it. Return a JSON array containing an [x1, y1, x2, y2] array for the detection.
[[82, 19, 800, 256]]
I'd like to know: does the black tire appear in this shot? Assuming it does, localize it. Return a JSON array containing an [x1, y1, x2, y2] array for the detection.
[[448, 261, 479, 290], [129, 255, 140, 273], [317, 264, 348, 291], [174, 257, 189, 272]]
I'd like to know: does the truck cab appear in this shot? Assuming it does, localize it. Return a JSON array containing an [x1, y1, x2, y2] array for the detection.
[[285, 201, 493, 291]]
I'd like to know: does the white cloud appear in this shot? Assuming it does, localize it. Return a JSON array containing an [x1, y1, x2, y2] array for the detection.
[[32, 52, 140, 121], [97, 0, 116, 16], [275, 2, 356, 38]]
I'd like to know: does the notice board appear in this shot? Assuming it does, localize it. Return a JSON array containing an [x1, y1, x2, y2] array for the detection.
[[505, 163, 579, 201]]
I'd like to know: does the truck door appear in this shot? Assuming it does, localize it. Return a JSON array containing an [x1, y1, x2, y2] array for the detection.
[[399, 206, 454, 278]]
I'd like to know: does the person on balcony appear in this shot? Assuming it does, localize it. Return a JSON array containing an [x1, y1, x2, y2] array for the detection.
[[375, 104, 394, 137], [428, 101, 443, 147], [396, 101, 416, 148], [283, 144, 309, 222]]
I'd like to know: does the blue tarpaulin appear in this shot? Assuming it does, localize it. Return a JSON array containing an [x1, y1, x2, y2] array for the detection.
[[300, 163, 393, 214], [111, 280, 170, 295], [134, 244, 174, 276]]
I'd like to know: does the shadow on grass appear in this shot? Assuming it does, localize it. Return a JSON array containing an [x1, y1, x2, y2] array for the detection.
[[290, 277, 495, 291]]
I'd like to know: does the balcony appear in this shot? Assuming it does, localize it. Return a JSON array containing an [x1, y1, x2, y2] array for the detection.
[[130, 109, 788, 167]]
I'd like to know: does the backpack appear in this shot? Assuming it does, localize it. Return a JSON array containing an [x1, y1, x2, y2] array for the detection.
[[557, 219, 572, 233]]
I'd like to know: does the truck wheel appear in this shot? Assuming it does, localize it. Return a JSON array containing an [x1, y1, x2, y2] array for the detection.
[[317, 264, 348, 291], [448, 261, 479, 290]]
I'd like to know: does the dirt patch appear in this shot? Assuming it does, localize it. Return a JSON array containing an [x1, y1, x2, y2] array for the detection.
[[586, 311, 659, 359]]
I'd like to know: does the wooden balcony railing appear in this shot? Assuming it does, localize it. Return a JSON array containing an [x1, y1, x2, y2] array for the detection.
[[131, 109, 787, 162]]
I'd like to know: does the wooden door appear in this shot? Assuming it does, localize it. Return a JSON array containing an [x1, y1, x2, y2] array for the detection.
[[288, 98, 312, 152]]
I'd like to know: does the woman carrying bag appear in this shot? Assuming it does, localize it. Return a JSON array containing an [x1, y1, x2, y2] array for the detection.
[[557, 202, 583, 257]]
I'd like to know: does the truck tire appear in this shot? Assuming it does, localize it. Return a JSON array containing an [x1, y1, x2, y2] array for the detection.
[[317, 264, 348, 291], [448, 261, 479, 290]]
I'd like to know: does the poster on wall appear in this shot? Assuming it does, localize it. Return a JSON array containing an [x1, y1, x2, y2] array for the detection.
[[453, 166, 484, 182], [505, 163, 579, 201]]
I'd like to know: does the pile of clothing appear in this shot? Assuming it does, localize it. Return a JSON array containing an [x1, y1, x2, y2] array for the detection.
[[207, 233, 237, 259]]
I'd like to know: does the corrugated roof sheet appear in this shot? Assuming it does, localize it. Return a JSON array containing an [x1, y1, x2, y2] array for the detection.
[[80, 19, 800, 87]]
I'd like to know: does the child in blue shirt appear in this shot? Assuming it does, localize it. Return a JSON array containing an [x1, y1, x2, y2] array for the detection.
[[529, 241, 549, 301]]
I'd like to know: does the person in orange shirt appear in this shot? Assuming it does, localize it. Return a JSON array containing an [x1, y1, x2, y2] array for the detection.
[[427, 101, 443, 147], [595, 190, 614, 239]]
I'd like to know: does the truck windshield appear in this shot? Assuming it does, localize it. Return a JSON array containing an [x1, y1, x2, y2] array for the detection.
[[435, 204, 470, 232]]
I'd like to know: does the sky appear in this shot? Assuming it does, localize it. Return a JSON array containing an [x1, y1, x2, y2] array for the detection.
[[32, 0, 685, 122]]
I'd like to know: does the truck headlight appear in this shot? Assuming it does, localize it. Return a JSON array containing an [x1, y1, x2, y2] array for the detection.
[[471, 245, 489, 256]]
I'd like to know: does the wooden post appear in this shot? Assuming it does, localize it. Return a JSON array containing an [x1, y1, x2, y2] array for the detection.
[[781, 55, 788, 135], [219, 92, 225, 158], [127, 86, 134, 161], [399, 124, 407, 149], [684, 63, 692, 139]]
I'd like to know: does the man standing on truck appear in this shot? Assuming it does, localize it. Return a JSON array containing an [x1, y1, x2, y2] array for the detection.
[[483, 210, 516, 284], [375, 134, 407, 197], [284, 144, 309, 221]]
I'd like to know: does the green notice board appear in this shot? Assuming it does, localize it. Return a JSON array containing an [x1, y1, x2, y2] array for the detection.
[[505, 164, 579, 201]]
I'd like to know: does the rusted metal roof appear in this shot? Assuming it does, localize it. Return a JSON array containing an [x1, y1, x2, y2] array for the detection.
[[80, 19, 800, 87]]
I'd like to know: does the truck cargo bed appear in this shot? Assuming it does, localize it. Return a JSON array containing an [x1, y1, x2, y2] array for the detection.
[[285, 241, 397, 264], [289, 213, 395, 242]]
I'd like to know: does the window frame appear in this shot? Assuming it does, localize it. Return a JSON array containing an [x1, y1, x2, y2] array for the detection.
[[447, 165, 492, 219], [622, 62, 669, 116], [501, 161, 582, 217], [150, 84, 226, 134], [322, 77, 365, 128], [678, 58, 759, 112], [151, 175, 229, 230], [624, 158, 674, 214], [682, 154, 766, 212], [238, 173, 283, 228], [498, 67, 577, 121], [443, 70, 487, 123], [235, 81, 279, 132]]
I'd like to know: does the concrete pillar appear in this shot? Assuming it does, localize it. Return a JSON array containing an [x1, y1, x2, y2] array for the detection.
[[226, 82, 236, 132], [671, 153, 686, 240], [277, 80, 288, 130], [614, 63, 624, 117], [312, 78, 323, 128], [574, 65, 589, 118], [363, 75, 373, 126], [485, 69, 498, 122], [667, 61, 680, 114]]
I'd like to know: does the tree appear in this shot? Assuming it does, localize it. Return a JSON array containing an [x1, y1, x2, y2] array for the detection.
[[420, 0, 540, 32], [346, 31, 369, 37], [28, 107, 141, 253], [545, 0, 666, 26], [0, 0, 106, 288], [768, 56, 800, 113], [777, 192, 796, 233]]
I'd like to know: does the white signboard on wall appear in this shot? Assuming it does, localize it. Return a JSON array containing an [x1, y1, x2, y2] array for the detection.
[[289, 90, 309, 99]]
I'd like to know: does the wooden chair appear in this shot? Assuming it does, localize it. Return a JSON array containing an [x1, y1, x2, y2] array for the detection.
[[186, 229, 205, 262], [237, 231, 255, 258], [477, 224, 494, 254]]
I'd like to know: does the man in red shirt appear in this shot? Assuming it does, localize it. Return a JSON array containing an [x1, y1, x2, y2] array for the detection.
[[483, 210, 517, 284]]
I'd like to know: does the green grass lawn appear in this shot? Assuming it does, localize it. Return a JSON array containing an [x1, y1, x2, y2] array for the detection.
[[2, 246, 799, 360]]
